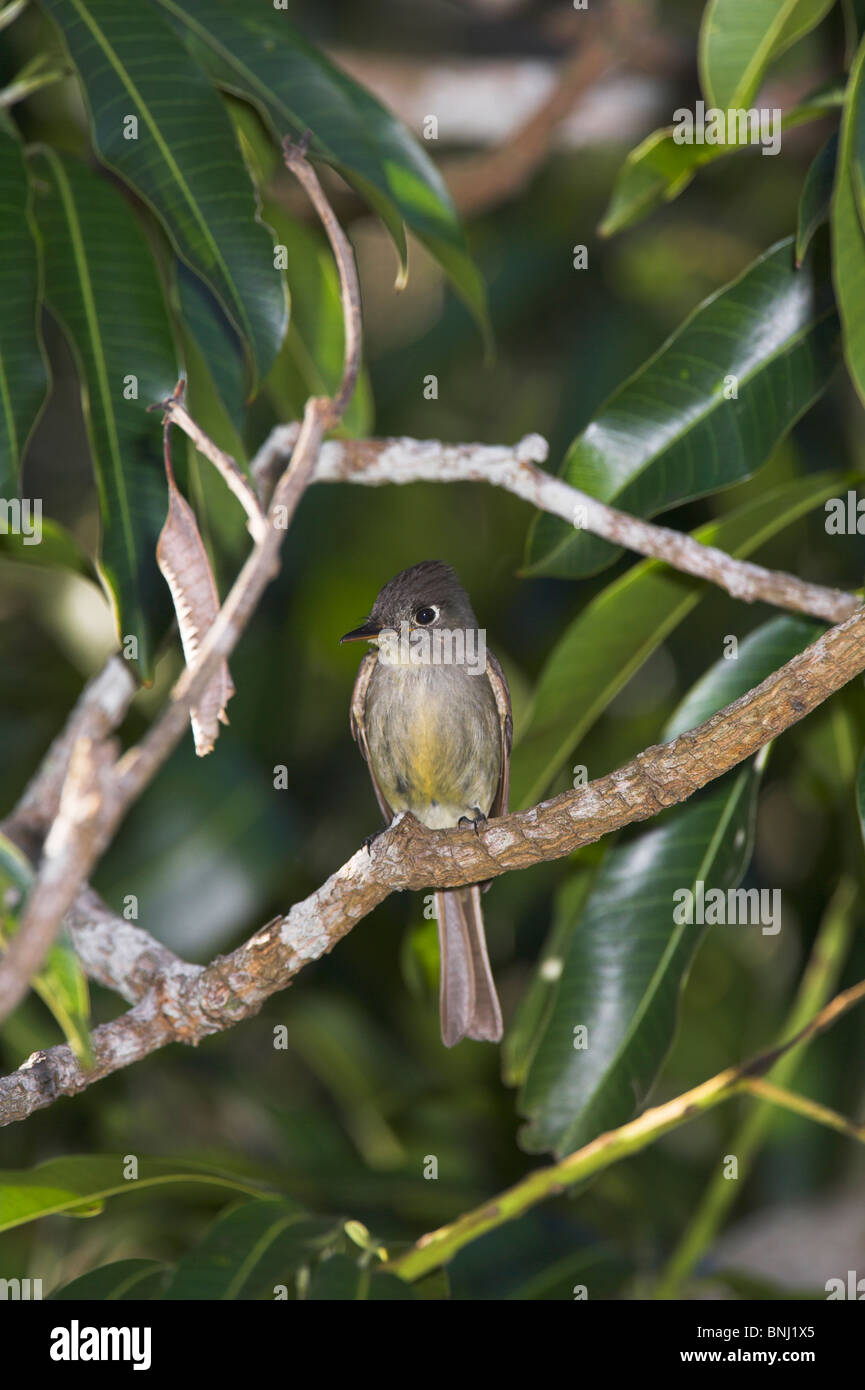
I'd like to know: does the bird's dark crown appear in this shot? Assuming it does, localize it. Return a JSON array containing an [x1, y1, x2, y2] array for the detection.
[[370, 560, 478, 629]]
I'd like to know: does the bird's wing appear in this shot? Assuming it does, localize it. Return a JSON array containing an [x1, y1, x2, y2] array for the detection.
[[350, 650, 395, 824], [486, 649, 513, 819]]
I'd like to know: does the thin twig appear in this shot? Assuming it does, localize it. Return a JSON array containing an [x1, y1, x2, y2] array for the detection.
[[740, 1078, 865, 1144], [282, 137, 362, 425], [150, 380, 267, 542]]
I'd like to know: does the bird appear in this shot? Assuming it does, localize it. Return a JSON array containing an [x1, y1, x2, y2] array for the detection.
[[340, 560, 512, 1046]]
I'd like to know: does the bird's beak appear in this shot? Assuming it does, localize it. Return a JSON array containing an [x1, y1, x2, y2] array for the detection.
[[339, 618, 382, 644]]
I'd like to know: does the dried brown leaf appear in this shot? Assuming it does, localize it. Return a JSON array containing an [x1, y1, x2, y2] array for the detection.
[[156, 476, 234, 756]]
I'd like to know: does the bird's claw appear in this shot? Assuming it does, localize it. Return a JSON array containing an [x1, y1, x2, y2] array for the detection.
[[363, 827, 387, 854], [458, 809, 487, 835]]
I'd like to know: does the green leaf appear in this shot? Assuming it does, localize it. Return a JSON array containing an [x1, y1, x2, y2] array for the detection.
[[307, 1252, 415, 1300], [512, 470, 852, 809], [834, 35, 865, 407], [50, 1260, 168, 1300], [663, 614, 821, 737], [856, 744, 865, 848], [30, 147, 178, 677], [41, 0, 287, 392], [0, 831, 92, 1066], [600, 90, 843, 238], [796, 131, 838, 265], [524, 237, 839, 579], [783, 80, 846, 129], [32, 937, 94, 1068], [0, 130, 49, 494], [843, 0, 865, 65], [176, 263, 247, 440], [160, 1198, 340, 1299], [0, 515, 102, 584], [0, 1155, 275, 1232], [518, 615, 819, 1158], [699, 0, 834, 111], [502, 866, 595, 1087], [153, 0, 488, 342], [0, 0, 29, 33], [599, 127, 715, 238], [519, 767, 762, 1157]]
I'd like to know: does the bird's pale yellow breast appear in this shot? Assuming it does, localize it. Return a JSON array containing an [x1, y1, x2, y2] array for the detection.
[[365, 659, 501, 827]]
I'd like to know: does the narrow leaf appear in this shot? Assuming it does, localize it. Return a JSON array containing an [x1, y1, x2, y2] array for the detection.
[[41, 0, 287, 391], [0, 1155, 275, 1232], [160, 1199, 338, 1300], [524, 237, 839, 580], [518, 615, 819, 1158], [51, 1260, 167, 1300], [0, 129, 49, 493], [176, 264, 247, 440], [600, 90, 843, 238], [599, 127, 712, 238], [31, 147, 178, 677], [0, 830, 92, 1065], [154, 0, 488, 340], [835, 35, 865, 407], [699, 0, 834, 111], [856, 745, 865, 849], [796, 131, 838, 265], [307, 1252, 415, 1300]]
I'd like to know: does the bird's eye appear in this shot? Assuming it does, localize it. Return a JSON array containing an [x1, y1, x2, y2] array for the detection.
[[414, 605, 438, 626]]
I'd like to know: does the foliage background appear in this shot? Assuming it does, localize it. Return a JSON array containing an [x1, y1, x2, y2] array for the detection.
[[1, 0, 864, 1299]]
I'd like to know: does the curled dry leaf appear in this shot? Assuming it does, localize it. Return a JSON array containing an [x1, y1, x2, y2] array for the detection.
[[156, 472, 234, 756]]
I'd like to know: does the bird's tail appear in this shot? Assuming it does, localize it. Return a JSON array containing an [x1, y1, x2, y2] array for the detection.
[[434, 887, 503, 1046]]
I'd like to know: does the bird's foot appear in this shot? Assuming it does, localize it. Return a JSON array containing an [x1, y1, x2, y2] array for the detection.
[[458, 809, 488, 835], [363, 827, 387, 854]]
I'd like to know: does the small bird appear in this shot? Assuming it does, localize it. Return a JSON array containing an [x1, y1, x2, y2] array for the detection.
[[341, 561, 512, 1046]]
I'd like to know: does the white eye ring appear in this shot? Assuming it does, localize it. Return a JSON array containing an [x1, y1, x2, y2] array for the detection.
[[414, 604, 439, 626]]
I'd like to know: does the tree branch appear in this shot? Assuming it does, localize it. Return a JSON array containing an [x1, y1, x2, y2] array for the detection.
[[4, 603, 865, 1124], [309, 433, 861, 625]]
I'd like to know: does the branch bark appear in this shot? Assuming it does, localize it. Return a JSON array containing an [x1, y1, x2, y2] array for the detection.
[[4, 602, 865, 1124]]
